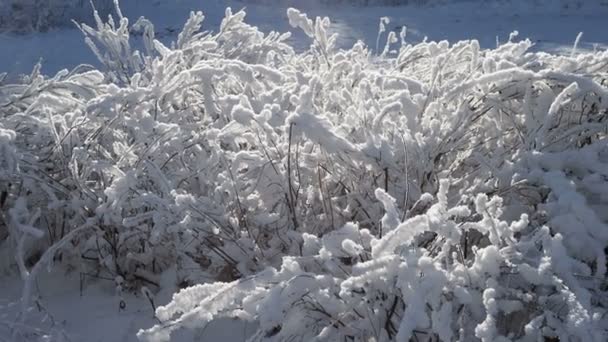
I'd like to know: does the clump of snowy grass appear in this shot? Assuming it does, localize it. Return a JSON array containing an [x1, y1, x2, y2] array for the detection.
[[1, 3, 608, 342]]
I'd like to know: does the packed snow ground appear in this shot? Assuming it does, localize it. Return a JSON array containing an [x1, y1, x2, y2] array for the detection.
[[1, 270, 256, 342], [1, 0, 607, 77]]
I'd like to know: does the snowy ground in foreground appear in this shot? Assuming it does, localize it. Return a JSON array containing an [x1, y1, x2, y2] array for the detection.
[[1, 0, 607, 77], [1, 270, 257, 341]]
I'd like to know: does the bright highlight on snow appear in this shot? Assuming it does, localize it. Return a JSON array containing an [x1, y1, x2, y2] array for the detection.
[[1, 1, 608, 342]]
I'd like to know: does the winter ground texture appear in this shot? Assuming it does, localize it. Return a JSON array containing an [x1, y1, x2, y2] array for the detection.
[[1, 0, 608, 341]]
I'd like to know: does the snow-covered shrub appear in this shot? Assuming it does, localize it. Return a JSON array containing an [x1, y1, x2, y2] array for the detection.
[[1, 4, 608, 342]]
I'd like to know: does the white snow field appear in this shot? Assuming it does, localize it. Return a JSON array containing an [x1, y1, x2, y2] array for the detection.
[[1, 0, 607, 77], [1, 0, 608, 341]]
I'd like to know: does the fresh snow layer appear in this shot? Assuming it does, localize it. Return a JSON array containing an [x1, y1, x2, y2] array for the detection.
[[0, 271, 256, 341]]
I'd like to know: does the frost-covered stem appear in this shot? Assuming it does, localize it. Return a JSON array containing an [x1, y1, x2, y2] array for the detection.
[[571, 32, 583, 58], [112, 0, 123, 20], [224, 155, 250, 238], [11, 220, 92, 342], [204, 236, 239, 267], [317, 164, 329, 227], [313, 37, 332, 69], [287, 123, 299, 229], [400, 136, 410, 221], [383, 167, 389, 193], [320, 165, 335, 230], [384, 295, 400, 339], [375, 17, 389, 55]]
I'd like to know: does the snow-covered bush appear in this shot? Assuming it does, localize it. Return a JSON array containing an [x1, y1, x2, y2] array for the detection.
[[1, 4, 608, 342]]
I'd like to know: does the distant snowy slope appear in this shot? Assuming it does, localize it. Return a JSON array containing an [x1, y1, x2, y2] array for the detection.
[[1, 0, 607, 77]]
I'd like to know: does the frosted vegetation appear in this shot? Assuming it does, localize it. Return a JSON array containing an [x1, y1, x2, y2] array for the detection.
[[1, 2, 608, 342]]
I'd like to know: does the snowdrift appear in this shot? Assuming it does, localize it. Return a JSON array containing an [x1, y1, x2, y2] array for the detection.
[[1, 4, 608, 342]]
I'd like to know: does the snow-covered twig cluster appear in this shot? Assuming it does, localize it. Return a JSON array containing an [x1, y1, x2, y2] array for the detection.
[[1, 4, 608, 342]]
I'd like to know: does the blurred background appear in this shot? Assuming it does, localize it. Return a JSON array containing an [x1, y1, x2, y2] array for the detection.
[[1, 0, 607, 77]]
